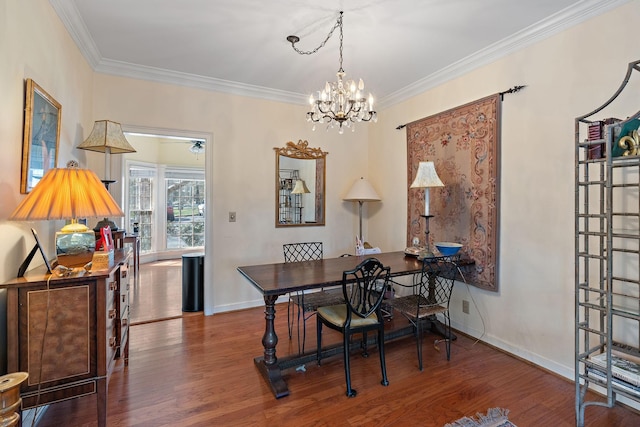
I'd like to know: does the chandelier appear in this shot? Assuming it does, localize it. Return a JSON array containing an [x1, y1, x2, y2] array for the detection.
[[287, 11, 377, 134]]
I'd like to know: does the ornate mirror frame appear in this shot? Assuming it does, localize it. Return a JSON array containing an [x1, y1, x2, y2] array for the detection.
[[274, 140, 328, 227]]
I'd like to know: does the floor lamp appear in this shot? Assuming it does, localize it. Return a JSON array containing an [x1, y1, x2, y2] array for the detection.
[[77, 120, 136, 231], [410, 161, 444, 255], [343, 177, 381, 243], [290, 179, 310, 224]]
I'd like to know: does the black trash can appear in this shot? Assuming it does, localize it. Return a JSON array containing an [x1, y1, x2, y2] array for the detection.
[[182, 252, 204, 312]]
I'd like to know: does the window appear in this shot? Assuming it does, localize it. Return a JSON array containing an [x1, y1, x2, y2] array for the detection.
[[166, 170, 205, 249], [128, 166, 155, 252], [126, 162, 205, 254]]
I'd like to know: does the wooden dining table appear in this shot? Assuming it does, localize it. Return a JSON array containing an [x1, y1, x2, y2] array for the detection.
[[237, 251, 429, 398]]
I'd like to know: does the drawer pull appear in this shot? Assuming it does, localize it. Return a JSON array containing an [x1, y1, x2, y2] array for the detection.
[[109, 336, 116, 347], [109, 281, 117, 291], [108, 309, 117, 319], [122, 294, 126, 303], [122, 318, 128, 327], [122, 270, 128, 278]]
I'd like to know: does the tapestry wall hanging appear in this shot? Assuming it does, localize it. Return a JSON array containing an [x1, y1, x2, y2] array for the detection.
[[407, 94, 501, 291]]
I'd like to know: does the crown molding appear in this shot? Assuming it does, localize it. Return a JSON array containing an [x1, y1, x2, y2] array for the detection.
[[95, 59, 305, 105], [378, 0, 632, 109], [51, 0, 631, 109], [49, 0, 101, 68]]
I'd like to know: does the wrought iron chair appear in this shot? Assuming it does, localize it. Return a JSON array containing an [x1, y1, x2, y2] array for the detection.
[[316, 257, 390, 397], [390, 256, 458, 371], [284, 242, 343, 354]]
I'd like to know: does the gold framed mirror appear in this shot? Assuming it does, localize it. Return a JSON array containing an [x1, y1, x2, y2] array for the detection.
[[275, 140, 328, 227]]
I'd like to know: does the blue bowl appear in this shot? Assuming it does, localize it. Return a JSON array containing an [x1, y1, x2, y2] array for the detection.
[[435, 242, 462, 256]]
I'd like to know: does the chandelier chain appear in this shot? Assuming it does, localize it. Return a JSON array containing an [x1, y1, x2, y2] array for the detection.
[[290, 11, 343, 70]]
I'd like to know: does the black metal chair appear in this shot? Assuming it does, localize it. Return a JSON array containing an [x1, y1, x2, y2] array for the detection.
[[284, 242, 343, 354], [390, 256, 458, 371], [316, 257, 390, 397]]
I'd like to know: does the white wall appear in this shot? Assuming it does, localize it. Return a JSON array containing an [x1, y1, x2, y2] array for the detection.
[[88, 73, 370, 314], [0, 0, 96, 373], [369, 1, 640, 381]]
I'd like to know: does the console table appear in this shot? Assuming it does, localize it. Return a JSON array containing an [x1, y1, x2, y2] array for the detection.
[[1, 249, 131, 427]]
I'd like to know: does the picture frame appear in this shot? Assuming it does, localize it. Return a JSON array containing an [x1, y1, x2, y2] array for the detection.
[[21, 79, 61, 193], [17, 228, 53, 277]]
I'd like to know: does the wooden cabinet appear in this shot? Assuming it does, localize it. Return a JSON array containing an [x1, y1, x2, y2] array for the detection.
[[1, 249, 131, 427]]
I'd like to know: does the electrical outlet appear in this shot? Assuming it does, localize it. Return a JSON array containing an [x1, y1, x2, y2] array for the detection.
[[229, 211, 236, 222], [462, 299, 470, 314]]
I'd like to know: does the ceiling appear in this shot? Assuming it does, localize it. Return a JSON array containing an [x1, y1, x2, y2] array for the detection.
[[50, 0, 626, 108]]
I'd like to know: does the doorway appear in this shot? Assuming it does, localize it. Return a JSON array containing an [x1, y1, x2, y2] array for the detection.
[[119, 127, 213, 321]]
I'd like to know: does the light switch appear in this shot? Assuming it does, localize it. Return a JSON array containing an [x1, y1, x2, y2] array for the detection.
[[229, 211, 236, 222]]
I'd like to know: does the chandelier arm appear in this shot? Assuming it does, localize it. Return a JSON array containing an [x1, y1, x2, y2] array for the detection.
[[288, 12, 343, 56]]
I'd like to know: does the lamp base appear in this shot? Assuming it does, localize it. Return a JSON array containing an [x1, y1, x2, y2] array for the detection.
[[93, 218, 118, 232], [55, 230, 96, 267]]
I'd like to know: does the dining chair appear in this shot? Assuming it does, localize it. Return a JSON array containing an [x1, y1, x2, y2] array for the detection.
[[390, 256, 458, 371], [283, 242, 343, 355], [316, 257, 390, 397]]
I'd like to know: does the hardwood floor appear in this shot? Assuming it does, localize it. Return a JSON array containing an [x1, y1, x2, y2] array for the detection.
[[33, 299, 640, 426], [129, 259, 183, 324]]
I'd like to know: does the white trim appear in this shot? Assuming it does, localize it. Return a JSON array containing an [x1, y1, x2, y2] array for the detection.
[[96, 59, 305, 105], [50, 0, 632, 109], [378, 0, 632, 108], [120, 125, 214, 315]]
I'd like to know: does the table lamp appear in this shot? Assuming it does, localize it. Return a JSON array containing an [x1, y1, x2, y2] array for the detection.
[[410, 161, 444, 255], [343, 177, 381, 242], [76, 120, 136, 230], [9, 162, 125, 274]]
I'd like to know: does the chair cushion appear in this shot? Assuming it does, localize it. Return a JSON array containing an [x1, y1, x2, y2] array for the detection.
[[317, 304, 380, 328]]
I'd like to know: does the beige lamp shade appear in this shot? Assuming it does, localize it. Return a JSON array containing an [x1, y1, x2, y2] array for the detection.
[[291, 179, 310, 194], [343, 177, 381, 242], [77, 120, 136, 153], [410, 161, 444, 188], [9, 166, 124, 231], [410, 161, 444, 217], [343, 177, 381, 202]]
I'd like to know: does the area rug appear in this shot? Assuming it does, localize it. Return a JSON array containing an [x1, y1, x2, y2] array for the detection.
[[444, 407, 516, 427]]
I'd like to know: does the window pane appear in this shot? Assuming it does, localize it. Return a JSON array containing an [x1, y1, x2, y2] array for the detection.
[[128, 169, 154, 253], [166, 177, 205, 249]]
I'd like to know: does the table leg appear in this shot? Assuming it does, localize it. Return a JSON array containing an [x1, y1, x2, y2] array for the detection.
[[254, 294, 289, 398]]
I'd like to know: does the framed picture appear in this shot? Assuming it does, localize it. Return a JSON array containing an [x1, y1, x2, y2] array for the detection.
[[21, 79, 61, 193]]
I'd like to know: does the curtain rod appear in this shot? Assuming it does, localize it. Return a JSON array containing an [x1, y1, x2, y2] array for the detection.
[[395, 85, 525, 130]]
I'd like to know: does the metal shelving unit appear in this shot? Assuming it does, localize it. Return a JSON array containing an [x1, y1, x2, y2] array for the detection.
[[278, 169, 302, 224], [575, 60, 640, 426]]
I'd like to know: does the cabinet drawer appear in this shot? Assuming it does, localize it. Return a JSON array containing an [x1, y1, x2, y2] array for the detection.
[[120, 308, 129, 346], [119, 261, 130, 290], [120, 292, 129, 317], [106, 316, 118, 368], [106, 270, 118, 305]]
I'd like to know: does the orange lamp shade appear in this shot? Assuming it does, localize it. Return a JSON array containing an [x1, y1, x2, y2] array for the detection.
[[9, 167, 124, 223]]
